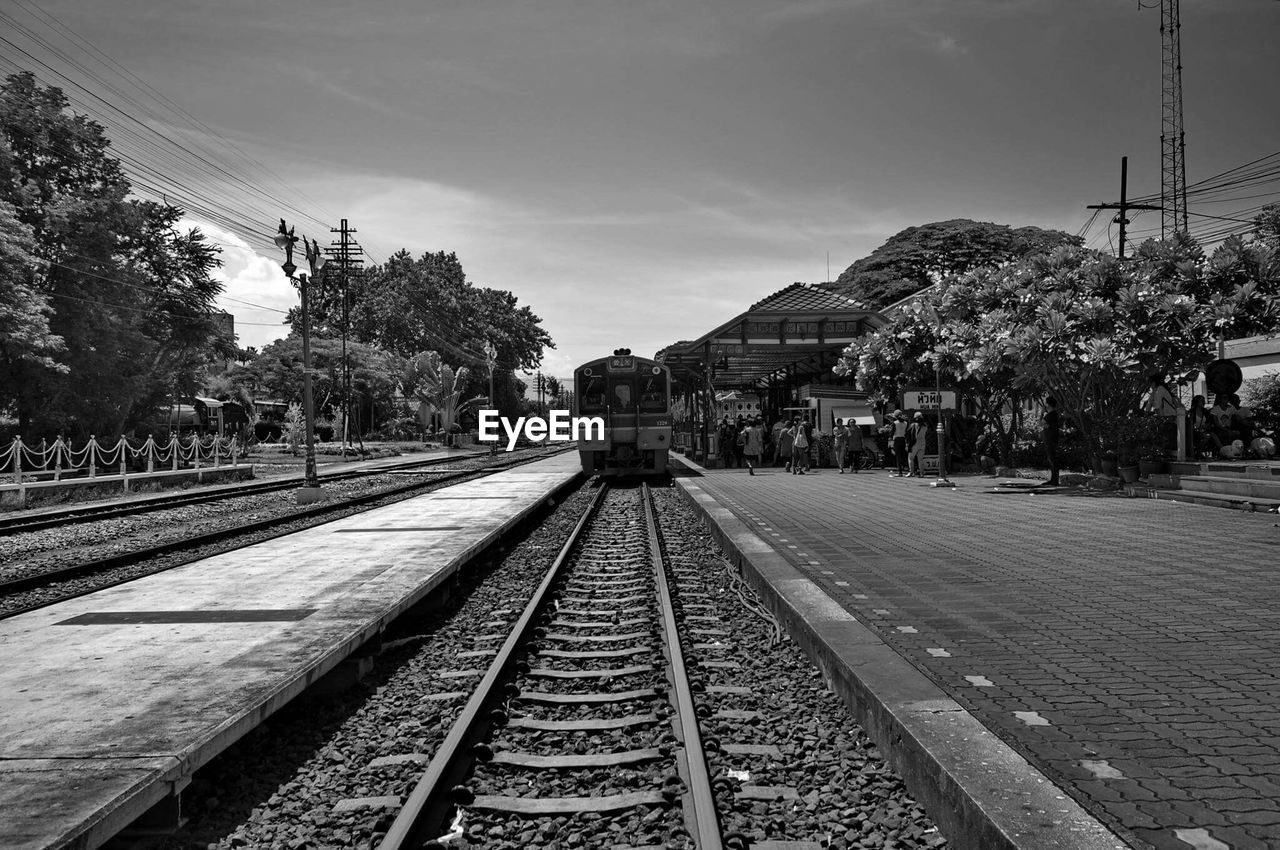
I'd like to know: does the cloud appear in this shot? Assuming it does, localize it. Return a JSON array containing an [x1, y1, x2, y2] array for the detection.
[[185, 218, 296, 349]]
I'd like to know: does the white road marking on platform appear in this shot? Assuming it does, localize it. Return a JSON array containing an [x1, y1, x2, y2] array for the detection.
[[1173, 828, 1230, 850], [834, 581, 850, 587], [896, 626, 918, 633], [852, 594, 868, 599], [964, 675, 994, 687], [873, 609, 890, 615], [1014, 711, 1050, 727], [1080, 760, 1125, 779], [926, 648, 950, 657]]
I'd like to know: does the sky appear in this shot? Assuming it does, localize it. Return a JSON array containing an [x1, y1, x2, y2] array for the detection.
[[6, 0, 1279, 382]]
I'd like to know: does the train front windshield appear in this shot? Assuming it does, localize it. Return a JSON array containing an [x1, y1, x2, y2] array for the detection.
[[579, 374, 606, 413], [639, 374, 666, 411]]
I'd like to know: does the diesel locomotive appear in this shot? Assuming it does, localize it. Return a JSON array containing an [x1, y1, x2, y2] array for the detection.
[[573, 349, 671, 475]]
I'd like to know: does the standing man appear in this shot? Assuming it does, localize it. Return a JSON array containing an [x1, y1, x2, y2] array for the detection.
[[847, 419, 865, 473], [891, 410, 909, 477], [744, 417, 764, 475], [791, 418, 809, 474], [908, 412, 928, 477], [833, 418, 850, 473], [1042, 397, 1061, 486]]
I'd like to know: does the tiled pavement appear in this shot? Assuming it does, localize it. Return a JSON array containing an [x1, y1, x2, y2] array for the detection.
[[679, 463, 1280, 850]]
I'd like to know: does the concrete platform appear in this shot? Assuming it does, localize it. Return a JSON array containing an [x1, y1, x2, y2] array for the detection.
[[670, 455, 1280, 850], [0, 452, 580, 850]]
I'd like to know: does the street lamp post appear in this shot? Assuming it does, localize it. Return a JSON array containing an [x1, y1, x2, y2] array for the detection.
[[275, 220, 326, 503], [484, 340, 497, 455]]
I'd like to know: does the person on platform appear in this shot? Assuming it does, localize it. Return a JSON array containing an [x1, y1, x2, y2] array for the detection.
[[907, 412, 928, 477], [1188, 394, 1221, 459], [1228, 393, 1256, 449], [719, 417, 737, 468], [800, 417, 816, 473], [846, 419, 865, 472], [778, 420, 795, 470], [791, 418, 810, 474], [744, 417, 764, 474], [891, 410, 909, 477], [1041, 396, 1062, 486], [771, 418, 786, 463], [833, 418, 850, 473]]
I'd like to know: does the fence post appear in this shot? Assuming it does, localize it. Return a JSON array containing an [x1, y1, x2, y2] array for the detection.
[[11, 437, 24, 508], [39, 438, 48, 472], [213, 437, 222, 469], [145, 436, 156, 473], [194, 436, 202, 482], [88, 435, 97, 479], [119, 438, 129, 493], [54, 437, 63, 481], [172, 436, 179, 472]]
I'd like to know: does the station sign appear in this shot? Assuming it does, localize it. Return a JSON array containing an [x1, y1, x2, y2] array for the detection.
[[607, 356, 636, 371], [901, 388, 957, 411]]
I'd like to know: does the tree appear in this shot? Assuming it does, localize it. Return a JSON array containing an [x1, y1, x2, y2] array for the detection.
[[1242, 372, 1280, 438], [545, 375, 563, 407], [0, 198, 63, 378], [0, 72, 229, 438], [325, 249, 553, 417], [825, 219, 1083, 309], [224, 334, 402, 436], [401, 351, 485, 442], [836, 233, 1280, 471]]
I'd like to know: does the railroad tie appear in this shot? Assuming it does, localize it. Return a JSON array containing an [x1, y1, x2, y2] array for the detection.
[[469, 789, 667, 816], [491, 747, 663, 769]]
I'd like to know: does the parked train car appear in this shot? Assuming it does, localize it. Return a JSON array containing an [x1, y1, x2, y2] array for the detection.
[[573, 349, 671, 475]]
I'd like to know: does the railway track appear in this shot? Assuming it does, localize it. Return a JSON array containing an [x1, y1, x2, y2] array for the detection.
[[0, 447, 567, 617], [375, 482, 730, 850], [142, 480, 944, 850], [0, 449, 490, 536]]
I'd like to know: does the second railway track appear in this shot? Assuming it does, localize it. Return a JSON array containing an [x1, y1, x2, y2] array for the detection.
[[0, 447, 566, 617]]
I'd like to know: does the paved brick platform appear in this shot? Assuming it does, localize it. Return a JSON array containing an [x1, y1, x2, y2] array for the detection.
[[672, 459, 1280, 850]]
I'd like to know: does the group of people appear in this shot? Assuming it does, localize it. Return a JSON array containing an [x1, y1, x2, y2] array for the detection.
[[1189, 392, 1262, 458], [717, 415, 767, 474], [882, 409, 932, 477], [719, 412, 934, 476]]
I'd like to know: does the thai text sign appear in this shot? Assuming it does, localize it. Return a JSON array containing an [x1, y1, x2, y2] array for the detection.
[[901, 388, 957, 411]]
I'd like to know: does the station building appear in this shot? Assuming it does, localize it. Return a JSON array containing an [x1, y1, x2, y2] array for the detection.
[[657, 283, 887, 462]]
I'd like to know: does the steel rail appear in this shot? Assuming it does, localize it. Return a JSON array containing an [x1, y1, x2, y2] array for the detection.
[[0, 450, 494, 536], [0, 448, 568, 606], [377, 481, 610, 850], [642, 482, 724, 850]]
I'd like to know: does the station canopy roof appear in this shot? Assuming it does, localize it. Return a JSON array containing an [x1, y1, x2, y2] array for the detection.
[[656, 283, 887, 389]]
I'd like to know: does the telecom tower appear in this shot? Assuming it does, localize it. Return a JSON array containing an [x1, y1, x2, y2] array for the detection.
[[1159, 0, 1189, 238]]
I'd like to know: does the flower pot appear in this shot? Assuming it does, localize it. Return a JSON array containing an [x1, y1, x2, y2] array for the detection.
[[1138, 459, 1168, 478], [1100, 457, 1119, 477], [1117, 465, 1140, 484]]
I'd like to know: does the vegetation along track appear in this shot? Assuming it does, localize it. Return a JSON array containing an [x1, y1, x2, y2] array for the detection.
[[0, 447, 566, 618], [0, 449, 490, 536], [148, 479, 944, 850]]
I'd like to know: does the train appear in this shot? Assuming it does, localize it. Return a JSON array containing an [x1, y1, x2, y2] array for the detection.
[[573, 349, 672, 475]]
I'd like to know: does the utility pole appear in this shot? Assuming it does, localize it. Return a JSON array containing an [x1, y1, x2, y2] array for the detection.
[[326, 219, 363, 453], [1087, 156, 1161, 259]]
